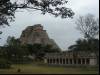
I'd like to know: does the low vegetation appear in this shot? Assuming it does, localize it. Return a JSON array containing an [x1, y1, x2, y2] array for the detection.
[[0, 58, 11, 69], [0, 64, 99, 74]]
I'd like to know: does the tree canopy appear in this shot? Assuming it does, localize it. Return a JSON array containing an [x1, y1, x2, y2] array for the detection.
[[68, 38, 99, 53], [0, 0, 74, 26], [4, 36, 61, 62]]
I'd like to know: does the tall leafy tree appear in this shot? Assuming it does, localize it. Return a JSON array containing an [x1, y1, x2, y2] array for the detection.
[[0, 0, 74, 27], [68, 39, 99, 52], [6, 36, 20, 46], [5, 36, 60, 61], [5, 36, 30, 63], [0, 46, 12, 68], [26, 44, 60, 60], [68, 38, 99, 64]]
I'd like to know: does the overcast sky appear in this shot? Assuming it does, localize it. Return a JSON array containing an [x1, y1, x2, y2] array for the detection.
[[0, 0, 99, 50]]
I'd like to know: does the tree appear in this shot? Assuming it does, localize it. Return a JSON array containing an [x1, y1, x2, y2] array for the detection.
[[68, 38, 99, 64], [5, 36, 30, 63], [76, 14, 99, 39], [26, 44, 60, 60], [0, 0, 74, 27], [43, 44, 61, 53], [6, 36, 20, 46], [68, 38, 99, 52], [0, 58, 11, 68], [4, 38, 61, 61], [0, 46, 11, 68]]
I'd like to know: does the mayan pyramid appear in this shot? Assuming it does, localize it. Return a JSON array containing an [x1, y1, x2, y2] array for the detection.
[[20, 24, 61, 50]]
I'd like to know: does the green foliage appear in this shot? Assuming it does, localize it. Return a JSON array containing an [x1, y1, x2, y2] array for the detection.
[[0, 58, 11, 69], [68, 38, 99, 52], [68, 38, 99, 65], [0, 0, 74, 26], [4, 36, 60, 63], [26, 44, 61, 60], [4, 36, 31, 63], [6, 36, 20, 46]]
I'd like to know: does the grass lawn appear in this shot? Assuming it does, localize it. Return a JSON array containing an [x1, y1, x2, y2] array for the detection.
[[0, 64, 99, 74]]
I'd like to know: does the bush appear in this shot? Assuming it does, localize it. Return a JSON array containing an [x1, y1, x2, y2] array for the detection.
[[0, 58, 11, 69], [10, 57, 33, 64]]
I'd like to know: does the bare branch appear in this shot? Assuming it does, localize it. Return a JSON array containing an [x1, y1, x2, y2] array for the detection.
[[76, 14, 99, 39]]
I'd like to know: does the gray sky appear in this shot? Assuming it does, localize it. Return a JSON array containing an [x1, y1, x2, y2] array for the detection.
[[0, 0, 99, 50]]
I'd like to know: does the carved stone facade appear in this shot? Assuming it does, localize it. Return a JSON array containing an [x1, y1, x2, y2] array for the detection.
[[20, 24, 61, 50], [44, 51, 97, 66]]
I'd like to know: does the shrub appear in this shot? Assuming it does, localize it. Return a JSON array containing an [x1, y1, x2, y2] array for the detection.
[[0, 58, 11, 69]]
